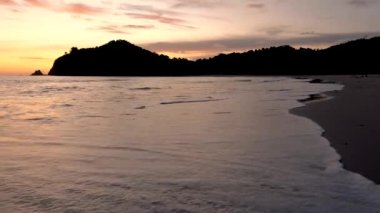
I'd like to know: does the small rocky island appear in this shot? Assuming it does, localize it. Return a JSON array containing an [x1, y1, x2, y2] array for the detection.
[[31, 70, 44, 76], [48, 37, 380, 76]]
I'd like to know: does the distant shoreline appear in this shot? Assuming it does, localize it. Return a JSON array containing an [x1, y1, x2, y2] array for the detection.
[[290, 75, 380, 184]]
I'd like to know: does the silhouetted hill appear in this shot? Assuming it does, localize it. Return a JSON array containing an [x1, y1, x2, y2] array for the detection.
[[49, 40, 177, 76], [31, 70, 44, 76], [49, 37, 380, 76]]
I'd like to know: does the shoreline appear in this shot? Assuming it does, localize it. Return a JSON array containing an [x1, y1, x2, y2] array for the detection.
[[290, 75, 380, 184]]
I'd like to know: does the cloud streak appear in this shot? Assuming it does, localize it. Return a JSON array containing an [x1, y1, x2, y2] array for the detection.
[[142, 31, 380, 57], [125, 24, 154, 29], [119, 3, 180, 16], [260, 25, 289, 36], [120, 3, 194, 28], [125, 12, 190, 27], [348, 0, 377, 7], [19, 56, 49, 60], [248, 3, 265, 9], [97, 25, 127, 34], [246, 0, 265, 9], [95, 24, 154, 34], [171, 0, 226, 8]]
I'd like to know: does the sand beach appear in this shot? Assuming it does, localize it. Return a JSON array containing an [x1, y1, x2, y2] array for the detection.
[[292, 75, 380, 184]]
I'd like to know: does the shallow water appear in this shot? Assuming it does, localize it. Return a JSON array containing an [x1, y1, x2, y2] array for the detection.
[[0, 76, 379, 212]]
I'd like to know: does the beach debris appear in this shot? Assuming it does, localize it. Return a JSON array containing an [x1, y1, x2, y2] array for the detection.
[[298, 94, 325, 103], [309, 79, 323, 83], [309, 78, 336, 84]]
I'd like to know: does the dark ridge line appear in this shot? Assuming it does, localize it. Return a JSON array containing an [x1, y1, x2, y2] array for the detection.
[[48, 37, 380, 76]]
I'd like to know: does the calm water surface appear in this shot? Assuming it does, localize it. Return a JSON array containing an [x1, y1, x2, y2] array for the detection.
[[0, 76, 379, 212]]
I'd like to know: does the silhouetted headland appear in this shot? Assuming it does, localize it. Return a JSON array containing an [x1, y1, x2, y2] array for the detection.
[[31, 70, 44, 76], [49, 37, 380, 76]]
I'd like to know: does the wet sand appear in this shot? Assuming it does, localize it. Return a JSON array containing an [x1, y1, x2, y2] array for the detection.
[[291, 75, 380, 184]]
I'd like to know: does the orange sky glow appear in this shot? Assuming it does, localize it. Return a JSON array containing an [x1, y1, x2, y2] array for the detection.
[[0, 0, 379, 74]]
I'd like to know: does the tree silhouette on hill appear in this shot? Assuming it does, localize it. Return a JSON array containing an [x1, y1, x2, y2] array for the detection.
[[48, 37, 380, 76]]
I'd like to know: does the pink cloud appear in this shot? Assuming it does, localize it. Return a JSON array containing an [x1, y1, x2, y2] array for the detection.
[[0, 0, 17, 5], [60, 3, 104, 15], [24, 0, 49, 8], [23, 0, 104, 15]]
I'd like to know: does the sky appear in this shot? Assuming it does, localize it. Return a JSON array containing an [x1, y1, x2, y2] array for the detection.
[[0, 0, 379, 74]]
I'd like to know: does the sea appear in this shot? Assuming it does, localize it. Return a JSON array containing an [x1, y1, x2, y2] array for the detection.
[[0, 76, 379, 212]]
